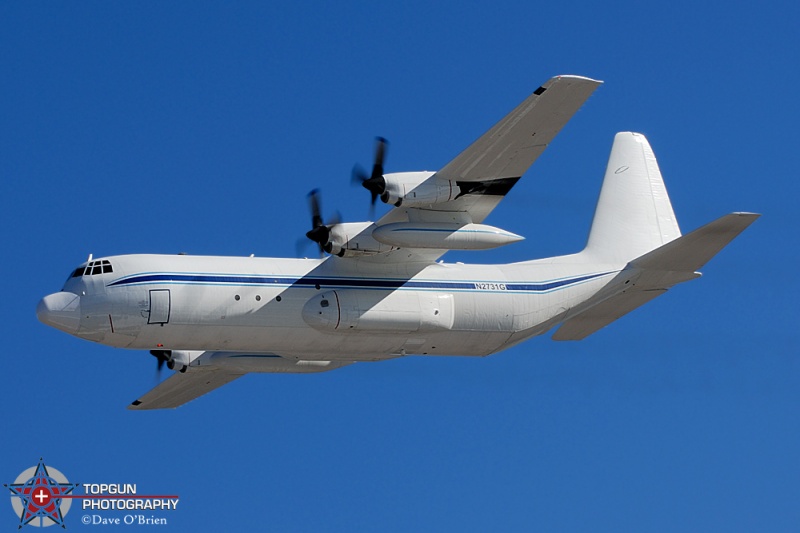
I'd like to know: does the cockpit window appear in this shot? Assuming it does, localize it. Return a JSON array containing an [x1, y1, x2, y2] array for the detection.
[[71, 260, 113, 277]]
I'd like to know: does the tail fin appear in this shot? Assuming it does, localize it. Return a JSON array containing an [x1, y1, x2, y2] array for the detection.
[[552, 132, 760, 340], [583, 132, 681, 262]]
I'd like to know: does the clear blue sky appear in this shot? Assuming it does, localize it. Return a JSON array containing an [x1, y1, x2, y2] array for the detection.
[[2, 1, 798, 531]]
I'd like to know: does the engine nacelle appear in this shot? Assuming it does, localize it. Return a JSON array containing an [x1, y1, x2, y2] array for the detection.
[[381, 172, 461, 208], [302, 290, 454, 333], [168, 350, 203, 372], [325, 222, 396, 257]]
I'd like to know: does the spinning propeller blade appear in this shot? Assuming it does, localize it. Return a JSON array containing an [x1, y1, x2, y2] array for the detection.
[[150, 349, 170, 379], [304, 189, 340, 256], [352, 136, 388, 218]]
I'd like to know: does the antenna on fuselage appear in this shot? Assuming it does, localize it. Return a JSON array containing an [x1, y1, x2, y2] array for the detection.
[[87, 253, 93, 263]]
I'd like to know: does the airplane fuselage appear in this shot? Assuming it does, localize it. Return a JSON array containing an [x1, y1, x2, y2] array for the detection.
[[44, 253, 620, 362]]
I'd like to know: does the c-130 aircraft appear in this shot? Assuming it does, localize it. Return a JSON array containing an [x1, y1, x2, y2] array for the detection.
[[37, 75, 758, 409]]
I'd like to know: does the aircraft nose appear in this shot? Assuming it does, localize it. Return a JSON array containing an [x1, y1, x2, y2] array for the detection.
[[37, 292, 81, 334]]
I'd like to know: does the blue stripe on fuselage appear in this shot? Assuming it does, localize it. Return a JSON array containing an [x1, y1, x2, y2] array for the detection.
[[106, 272, 613, 293]]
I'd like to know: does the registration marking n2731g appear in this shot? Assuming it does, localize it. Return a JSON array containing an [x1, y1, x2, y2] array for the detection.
[[473, 282, 507, 291]]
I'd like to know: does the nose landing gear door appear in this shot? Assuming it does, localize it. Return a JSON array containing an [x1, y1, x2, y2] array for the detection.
[[148, 289, 171, 325]]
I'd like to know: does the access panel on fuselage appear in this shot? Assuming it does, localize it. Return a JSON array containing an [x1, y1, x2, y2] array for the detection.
[[148, 289, 171, 324]]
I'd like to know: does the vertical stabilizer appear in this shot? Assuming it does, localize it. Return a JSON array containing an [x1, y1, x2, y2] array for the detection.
[[583, 132, 681, 263]]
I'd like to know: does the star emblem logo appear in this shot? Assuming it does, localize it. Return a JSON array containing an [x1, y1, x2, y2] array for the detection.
[[4, 459, 77, 529]]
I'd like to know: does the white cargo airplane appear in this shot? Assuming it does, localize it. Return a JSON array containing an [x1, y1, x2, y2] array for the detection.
[[37, 75, 758, 410]]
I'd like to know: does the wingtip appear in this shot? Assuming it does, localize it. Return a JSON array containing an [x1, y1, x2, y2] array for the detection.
[[535, 75, 603, 96], [554, 74, 604, 84], [725, 212, 761, 225]]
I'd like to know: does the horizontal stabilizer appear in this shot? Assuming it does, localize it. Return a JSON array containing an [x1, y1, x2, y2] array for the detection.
[[552, 289, 666, 340], [554, 212, 759, 340], [632, 212, 760, 272], [128, 368, 245, 410]]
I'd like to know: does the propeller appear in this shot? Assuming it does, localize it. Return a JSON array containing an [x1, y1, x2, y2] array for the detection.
[[304, 189, 340, 256], [150, 349, 171, 378], [352, 136, 388, 218]]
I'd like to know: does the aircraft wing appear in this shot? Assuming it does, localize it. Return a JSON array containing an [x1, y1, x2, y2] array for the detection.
[[435, 75, 602, 184], [128, 368, 246, 410], [369, 75, 601, 262], [128, 351, 354, 410]]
